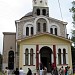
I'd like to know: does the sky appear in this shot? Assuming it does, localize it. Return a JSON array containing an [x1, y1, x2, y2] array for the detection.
[[0, 0, 74, 54]]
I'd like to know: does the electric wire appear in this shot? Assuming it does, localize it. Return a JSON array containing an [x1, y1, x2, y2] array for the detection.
[[57, 0, 63, 21]]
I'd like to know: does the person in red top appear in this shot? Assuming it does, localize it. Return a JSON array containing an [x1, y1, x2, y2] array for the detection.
[[52, 63, 55, 70]]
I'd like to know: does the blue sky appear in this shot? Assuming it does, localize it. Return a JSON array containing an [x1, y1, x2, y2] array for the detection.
[[0, 0, 74, 53]]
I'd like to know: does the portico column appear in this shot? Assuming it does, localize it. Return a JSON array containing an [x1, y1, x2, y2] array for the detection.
[[36, 45, 39, 69], [39, 53, 40, 69], [53, 45, 56, 67]]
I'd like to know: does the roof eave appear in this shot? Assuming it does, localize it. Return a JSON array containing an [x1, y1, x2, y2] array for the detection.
[[17, 33, 72, 43]]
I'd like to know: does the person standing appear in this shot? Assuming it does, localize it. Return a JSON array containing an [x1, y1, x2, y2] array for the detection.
[[61, 66, 65, 75], [40, 62, 44, 75], [19, 68, 24, 75], [14, 68, 19, 75], [4, 67, 9, 75], [43, 66, 47, 75], [68, 66, 73, 75], [64, 67, 68, 75], [52, 67, 58, 75], [40, 69, 44, 75], [51, 63, 55, 71], [40, 62, 43, 70], [27, 68, 32, 75]]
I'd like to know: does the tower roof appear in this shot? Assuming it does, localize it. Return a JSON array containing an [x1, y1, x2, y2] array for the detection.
[[25, 12, 33, 17]]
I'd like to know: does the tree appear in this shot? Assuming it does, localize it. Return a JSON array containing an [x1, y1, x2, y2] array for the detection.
[[0, 52, 2, 71], [70, 1, 75, 68], [70, 1, 75, 43], [70, 1, 75, 26]]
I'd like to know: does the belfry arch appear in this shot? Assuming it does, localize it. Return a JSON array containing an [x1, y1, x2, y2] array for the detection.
[[40, 46, 52, 72]]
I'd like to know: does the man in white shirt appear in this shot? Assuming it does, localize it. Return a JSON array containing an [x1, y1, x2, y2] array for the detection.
[[19, 68, 24, 75], [4, 67, 9, 75]]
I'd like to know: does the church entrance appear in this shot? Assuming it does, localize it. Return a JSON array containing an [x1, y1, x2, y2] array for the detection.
[[8, 51, 14, 70], [40, 46, 52, 72]]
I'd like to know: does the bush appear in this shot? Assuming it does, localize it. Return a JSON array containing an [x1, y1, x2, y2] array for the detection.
[[0, 71, 2, 75]]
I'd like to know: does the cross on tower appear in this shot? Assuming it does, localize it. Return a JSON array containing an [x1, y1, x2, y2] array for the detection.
[[40, 0, 42, 3]]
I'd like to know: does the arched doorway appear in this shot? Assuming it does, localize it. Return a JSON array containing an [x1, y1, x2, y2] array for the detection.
[[40, 46, 52, 72], [8, 51, 14, 70]]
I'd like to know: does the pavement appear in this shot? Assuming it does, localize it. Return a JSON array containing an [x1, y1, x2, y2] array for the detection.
[[47, 73, 52, 75]]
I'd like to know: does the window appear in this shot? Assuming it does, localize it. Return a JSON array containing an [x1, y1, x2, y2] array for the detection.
[[25, 48, 34, 65], [26, 25, 34, 36], [37, 9, 40, 16], [63, 49, 66, 64], [31, 27, 33, 35], [43, 23, 46, 32], [58, 49, 61, 64], [30, 48, 33, 65], [26, 27, 29, 36], [55, 28, 57, 35], [25, 48, 29, 65], [37, 23, 40, 32], [50, 28, 53, 34], [37, 19, 47, 33], [50, 25, 58, 35], [8, 51, 14, 69], [42, 9, 46, 16]]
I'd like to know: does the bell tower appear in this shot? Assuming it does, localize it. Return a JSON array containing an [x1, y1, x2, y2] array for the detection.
[[32, 0, 49, 17], [33, 0, 48, 7]]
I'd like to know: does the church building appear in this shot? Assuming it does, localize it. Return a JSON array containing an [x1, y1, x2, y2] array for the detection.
[[3, 0, 72, 74]]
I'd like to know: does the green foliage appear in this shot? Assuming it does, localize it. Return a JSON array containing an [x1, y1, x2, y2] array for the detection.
[[71, 37, 75, 42], [70, 1, 75, 66], [70, 6, 75, 13], [0, 71, 2, 75], [71, 30, 75, 37], [71, 46, 75, 50], [0, 53, 2, 71], [70, 1, 75, 42], [70, 1, 75, 26], [71, 46, 75, 65], [70, 1, 75, 13], [73, 14, 75, 22], [72, 1, 75, 6]]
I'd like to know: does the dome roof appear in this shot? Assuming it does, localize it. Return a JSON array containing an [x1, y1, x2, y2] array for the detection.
[[25, 12, 33, 17]]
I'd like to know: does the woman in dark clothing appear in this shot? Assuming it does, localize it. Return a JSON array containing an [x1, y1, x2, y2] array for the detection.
[[64, 67, 68, 75], [40, 62, 44, 70], [52, 67, 58, 75], [27, 68, 32, 75], [14, 68, 19, 75]]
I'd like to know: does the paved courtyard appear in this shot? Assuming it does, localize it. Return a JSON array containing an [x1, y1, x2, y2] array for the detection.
[[47, 73, 52, 75]]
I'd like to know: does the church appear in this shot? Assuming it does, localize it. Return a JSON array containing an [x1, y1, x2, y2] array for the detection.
[[3, 0, 72, 74]]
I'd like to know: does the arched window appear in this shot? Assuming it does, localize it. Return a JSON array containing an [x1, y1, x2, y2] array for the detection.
[[50, 25, 58, 35], [42, 9, 46, 16], [26, 27, 29, 36], [37, 23, 40, 32], [31, 27, 33, 35], [50, 28, 53, 34], [30, 48, 33, 65], [37, 9, 40, 16], [25, 48, 29, 65], [8, 51, 14, 69], [55, 28, 57, 35], [58, 48, 61, 64], [43, 23, 46, 32], [63, 49, 66, 64]]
